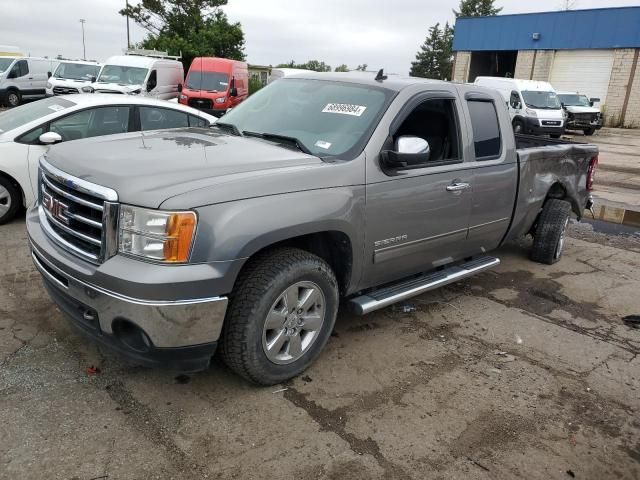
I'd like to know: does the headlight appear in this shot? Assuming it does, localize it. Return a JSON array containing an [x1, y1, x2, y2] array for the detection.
[[118, 205, 197, 263], [215, 97, 226, 104], [46, 82, 52, 89], [128, 88, 142, 95], [81, 86, 94, 93], [179, 94, 188, 101], [525, 108, 537, 117]]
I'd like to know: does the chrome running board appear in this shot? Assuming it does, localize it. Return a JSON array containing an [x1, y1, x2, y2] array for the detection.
[[349, 256, 500, 315]]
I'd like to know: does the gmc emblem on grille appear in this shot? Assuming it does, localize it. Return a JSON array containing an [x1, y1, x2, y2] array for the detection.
[[43, 191, 71, 225]]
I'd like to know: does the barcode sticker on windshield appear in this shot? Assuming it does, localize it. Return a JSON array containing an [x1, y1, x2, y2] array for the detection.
[[322, 103, 367, 116], [48, 105, 65, 112], [315, 140, 332, 149]]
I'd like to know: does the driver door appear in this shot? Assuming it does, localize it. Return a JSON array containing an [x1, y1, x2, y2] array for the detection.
[[361, 92, 473, 289]]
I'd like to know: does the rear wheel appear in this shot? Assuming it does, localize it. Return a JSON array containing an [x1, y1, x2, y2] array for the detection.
[[530, 199, 572, 265], [0, 176, 21, 225], [6, 90, 21, 108], [583, 127, 596, 136], [220, 248, 339, 385], [512, 119, 525, 134]]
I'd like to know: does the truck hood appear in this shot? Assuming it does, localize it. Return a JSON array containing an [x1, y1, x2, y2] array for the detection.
[[51, 78, 92, 87], [43, 128, 341, 209], [91, 82, 142, 94], [564, 105, 599, 114]]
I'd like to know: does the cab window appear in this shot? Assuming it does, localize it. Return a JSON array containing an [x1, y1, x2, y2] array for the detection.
[[49, 106, 131, 141], [467, 100, 501, 160], [139, 106, 188, 130], [146, 70, 158, 92], [510, 91, 521, 109], [10, 60, 29, 78], [188, 115, 209, 128]]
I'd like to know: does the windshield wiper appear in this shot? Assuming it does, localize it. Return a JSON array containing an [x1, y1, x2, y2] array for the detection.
[[213, 121, 242, 136], [242, 131, 312, 154]]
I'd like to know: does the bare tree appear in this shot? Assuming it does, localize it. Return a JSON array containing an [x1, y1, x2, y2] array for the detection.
[[561, 0, 578, 10]]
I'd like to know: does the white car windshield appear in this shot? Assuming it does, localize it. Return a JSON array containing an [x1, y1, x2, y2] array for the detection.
[[557, 94, 591, 107], [521, 90, 561, 110], [219, 78, 394, 158], [0, 58, 15, 74], [0, 97, 75, 133], [97, 65, 148, 86], [54, 62, 101, 81]]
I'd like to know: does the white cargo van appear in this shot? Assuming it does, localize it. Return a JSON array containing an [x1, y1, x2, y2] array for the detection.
[[474, 77, 565, 138], [84, 52, 184, 100], [0, 57, 59, 107], [46, 60, 102, 96]]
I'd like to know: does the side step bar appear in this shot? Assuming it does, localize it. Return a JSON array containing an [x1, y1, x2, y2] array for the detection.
[[349, 256, 500, 315]]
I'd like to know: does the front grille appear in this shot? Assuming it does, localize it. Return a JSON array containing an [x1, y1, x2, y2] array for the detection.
[[573, 113, 597, 123], [53, 86, 79, 95], [188, 98, 213, 110], [94, 89, 124, 94], [39, 159, 118, 264]]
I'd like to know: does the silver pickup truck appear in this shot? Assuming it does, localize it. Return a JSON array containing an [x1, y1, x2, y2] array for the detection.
[[26, 72, 598, 385]]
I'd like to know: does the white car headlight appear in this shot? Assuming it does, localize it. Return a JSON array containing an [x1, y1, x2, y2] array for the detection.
[[215, 97, 226, 104], [81, 86, 94, 93], [118, 205, 197, 263], [46, 82, 52, 89], [525, 108, 538, 117]]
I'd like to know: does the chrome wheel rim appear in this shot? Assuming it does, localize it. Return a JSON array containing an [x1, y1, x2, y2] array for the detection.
[[0, 185, 11, 218], [7, 93, 19, 107], [262, 281, 326, 365], [555, 217, 569, 259]]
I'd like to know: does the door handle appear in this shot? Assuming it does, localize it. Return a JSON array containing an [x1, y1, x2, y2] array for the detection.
[[446, 182, 470, 192]]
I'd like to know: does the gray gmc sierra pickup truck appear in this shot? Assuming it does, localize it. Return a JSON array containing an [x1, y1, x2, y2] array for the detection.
[[26, 72, 598, 385]]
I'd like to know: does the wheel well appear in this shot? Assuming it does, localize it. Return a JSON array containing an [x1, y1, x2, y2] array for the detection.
[[545, 182, 567, 202], [242, 231, 353, 295], [0, 171, 25, 206]]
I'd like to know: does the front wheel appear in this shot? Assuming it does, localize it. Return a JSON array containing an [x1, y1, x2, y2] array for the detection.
[[583, 127, 596, 136], [6, 90, 21, 108], [512, 119, 525, 134], [530, 199, 572, 265], [550, 133, 562, 139], [0, 176, 21, 225], [220, 248, 339, 385]]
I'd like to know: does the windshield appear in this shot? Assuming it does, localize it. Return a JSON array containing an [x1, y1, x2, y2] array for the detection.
[[521, 90, 561, 109], [97, 65, 148, 85], [220, 78, 394, 158], [0, 58, 15, 74], [186, 71, 229, 92], [557, 94, 591, 107], [54, 62, 101, 81], [0, 97, 75, 133]]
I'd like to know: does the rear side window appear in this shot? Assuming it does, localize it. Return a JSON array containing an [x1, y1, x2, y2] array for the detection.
[[467, 100, 501, 160], [139, 106, 188, 131], [188, 115, 209, 128]]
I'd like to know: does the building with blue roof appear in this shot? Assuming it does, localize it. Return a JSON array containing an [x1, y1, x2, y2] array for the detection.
[[451, 7, 640, 127]]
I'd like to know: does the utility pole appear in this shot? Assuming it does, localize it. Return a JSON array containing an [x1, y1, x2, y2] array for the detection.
[[79, 19, 86, 60], [126, 1, 131, 49]]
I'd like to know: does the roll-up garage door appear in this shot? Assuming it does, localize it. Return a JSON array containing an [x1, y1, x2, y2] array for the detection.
[[549, 50, 614, 105]]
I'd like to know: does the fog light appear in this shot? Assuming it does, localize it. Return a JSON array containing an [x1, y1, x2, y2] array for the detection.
[[112, 319, 153, 353]]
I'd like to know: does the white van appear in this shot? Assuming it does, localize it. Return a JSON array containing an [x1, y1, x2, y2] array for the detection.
[[0, 57, 59, 107], [267, 68, 310, 85], [84, 53, 184, 100], [46, 60, 102, 96], [474, 77, 565, 137]]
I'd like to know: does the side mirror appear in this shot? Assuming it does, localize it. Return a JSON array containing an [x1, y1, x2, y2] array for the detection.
[[39, 132, 63, 145], [590, 97, 600, 104], [514, 102, 521, 109], [381, 136, 431, 169], [47, 71, 52, 79], [177, 83, 183, 92], [561, 102, 565, 107], [589, 101, 594, 107], [229, 87, 238, 97], [89, 75, 96, 83]]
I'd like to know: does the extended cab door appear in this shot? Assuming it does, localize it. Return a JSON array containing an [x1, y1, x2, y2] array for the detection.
[[361, 90, 474, 289], [460, 90, 518, 254]]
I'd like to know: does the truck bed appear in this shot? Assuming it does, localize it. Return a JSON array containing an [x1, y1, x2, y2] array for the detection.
[[514, 133, 584, 149]]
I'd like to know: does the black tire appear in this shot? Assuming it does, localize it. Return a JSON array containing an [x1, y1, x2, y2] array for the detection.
[[0, 176, 21, 225], [220, 248, 339, 385], [550, 133, 562, 139], [530, 199, 572, 265], [583, 127, 596, 136], [512, 119, 525, 134], [6, 90, 21, 108]]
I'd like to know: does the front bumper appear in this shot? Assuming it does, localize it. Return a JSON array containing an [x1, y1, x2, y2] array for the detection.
[[524, 117, 565, 135], [27, 208, 230, 371], [566, 119, 603, 130]]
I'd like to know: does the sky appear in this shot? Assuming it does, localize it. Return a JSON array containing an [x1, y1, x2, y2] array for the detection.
[[1, 0, 639, 74]]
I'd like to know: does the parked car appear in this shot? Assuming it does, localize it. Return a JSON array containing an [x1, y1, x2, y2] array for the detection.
[[46, 61, 102, 96], [27, 72, 597, 384], [179, 57, 248, 116], [84, 53, 183, 100], [0, 95, 215, 224], [267, 67, 310, 84], [557, 92, 602, 136], [0, 57, 59, 107], [474, 77, 565, 138]]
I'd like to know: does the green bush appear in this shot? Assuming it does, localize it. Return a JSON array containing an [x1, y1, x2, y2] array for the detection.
[[249, 77, 263, 95]]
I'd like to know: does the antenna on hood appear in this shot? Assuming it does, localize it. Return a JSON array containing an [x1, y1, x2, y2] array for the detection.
[[375, 69, 387, 82]]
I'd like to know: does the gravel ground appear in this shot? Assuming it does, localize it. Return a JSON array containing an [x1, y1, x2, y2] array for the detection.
[[1, 217, 639, 480]]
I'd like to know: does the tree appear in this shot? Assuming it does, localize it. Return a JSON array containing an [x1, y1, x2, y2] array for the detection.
[[334, 64, 349, 72], [454, 0, 502, 17], [355, 64, 368, 71], [120, 0, 245, 70], [410, 22, 453, 80], [275, 60, 332, 72]]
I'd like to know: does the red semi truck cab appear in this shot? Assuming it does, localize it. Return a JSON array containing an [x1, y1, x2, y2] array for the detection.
[[179, 57, 249, 116]]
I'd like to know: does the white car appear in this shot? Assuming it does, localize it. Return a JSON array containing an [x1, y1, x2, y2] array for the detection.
[[0, 94, 216, 224]]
